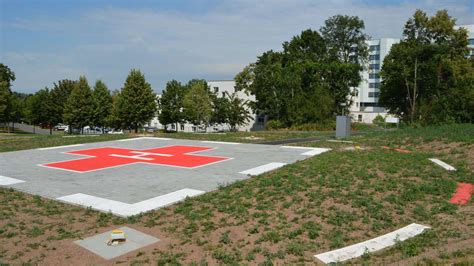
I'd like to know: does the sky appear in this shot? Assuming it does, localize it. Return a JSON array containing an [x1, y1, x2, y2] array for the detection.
[[1, 0, 473, 93]]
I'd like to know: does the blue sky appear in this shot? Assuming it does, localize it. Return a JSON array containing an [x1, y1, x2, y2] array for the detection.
[[1, 0, 473, 93]]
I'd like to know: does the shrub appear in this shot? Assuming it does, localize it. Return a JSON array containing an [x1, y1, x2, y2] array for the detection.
[[265, 120, 285, 130], [372, 114, 385, 126]]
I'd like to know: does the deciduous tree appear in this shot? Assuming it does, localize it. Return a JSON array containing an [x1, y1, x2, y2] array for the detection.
[[63, 76, 94, 133], [158, 80, 186, 131], [183, 81, 212, 130], [380, 9, 473, 124], [116, 69, 157, 133], [92, 80, 112, 131]]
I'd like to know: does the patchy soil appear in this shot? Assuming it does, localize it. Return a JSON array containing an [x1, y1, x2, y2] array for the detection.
[[1, 125, 473, 264]]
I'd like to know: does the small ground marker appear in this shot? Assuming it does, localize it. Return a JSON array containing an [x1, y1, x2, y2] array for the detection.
[[429, 158, 456, 171], [314, 223, 430, 264], [450, 183, 473, 205]]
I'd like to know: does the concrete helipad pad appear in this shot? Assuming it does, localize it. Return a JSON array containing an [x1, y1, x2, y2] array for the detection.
[[75, 226, 159, 260], [0, 137, 330, 216]]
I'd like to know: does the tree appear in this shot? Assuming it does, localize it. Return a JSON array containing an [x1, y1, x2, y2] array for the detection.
[[158, 80, 186, 131], [0, 63, 15, 90], [210, 96, 229, 127], [380, 9, 473, 124], [8, 92, 27, 129], [116, 69, 157, 133], [236, 18, 368, 128], [226, 92, 252, 131], [0, 64, 15, 131], [92, 80, 112, 131], [50, 79, 77, 125], [63, 76, 94, 133], [320, 15, 369, 64], [28, 88, 56, 134], [183, 81, 212, 130], [320, 15, 369, 113], [106, 90, 123, 130], [0, 82, 11, 129]]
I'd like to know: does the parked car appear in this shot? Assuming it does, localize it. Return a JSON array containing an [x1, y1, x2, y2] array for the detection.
[[54, 123, 69, 131], [108, 129, 124, 134]]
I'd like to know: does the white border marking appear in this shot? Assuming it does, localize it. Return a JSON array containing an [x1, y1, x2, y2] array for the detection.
[[0, 175, 25, 186], [429, 158, 456, 171], [327, 139, 354, 143], [280, 145, 316, 150], [281, 146, 331, 156], [301, 148, 331, 156], [117, 137, 171, 141], [314, 223, 431, 264], [239, 162, 287, 176], [36, 144, 84, 150], [57, 188, 205, 217], [201, 141, 241, 145]]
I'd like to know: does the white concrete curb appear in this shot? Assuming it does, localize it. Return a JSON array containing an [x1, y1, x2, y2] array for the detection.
[[314, 223, 431, 264]]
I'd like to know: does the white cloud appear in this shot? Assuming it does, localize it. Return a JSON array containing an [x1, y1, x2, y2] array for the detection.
[[3, 0, 473, 93]]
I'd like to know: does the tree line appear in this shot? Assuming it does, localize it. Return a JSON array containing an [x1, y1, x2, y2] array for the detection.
[[0, 66, 252, 134], [235, 10, 473, 127], [0, 68, 157, 134], [235, 14, 369, 129], [158, 79, 251, 132], [379, 10, 474, 124]]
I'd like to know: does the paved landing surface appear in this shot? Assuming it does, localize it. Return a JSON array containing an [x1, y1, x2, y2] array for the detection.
[[0, 137, 330, 216]]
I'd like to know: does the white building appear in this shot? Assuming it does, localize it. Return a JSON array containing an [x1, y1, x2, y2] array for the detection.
[[148, 80, 263, 132], [349, 38, 399, 124]]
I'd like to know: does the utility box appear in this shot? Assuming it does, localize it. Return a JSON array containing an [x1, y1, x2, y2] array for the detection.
[[336, 116, 351, 138]]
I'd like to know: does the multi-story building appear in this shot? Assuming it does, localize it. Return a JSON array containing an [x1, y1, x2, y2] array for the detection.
[[349, 38, 399, 123], [148, 80, 262, 132], [352, 25, 473, 124]]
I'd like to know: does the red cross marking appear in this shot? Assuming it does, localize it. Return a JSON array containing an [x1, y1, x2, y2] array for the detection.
[[42, 145, 230, 172]]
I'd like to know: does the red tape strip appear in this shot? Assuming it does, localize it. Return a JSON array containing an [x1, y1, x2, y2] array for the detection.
[[450, 183, 474, 205]]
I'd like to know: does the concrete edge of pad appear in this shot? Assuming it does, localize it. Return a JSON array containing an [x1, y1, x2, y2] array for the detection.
[[57, 188, 205, 217], [0, 175, 25, 186], [239, 162, 287, 176], [36, 144, 84, 150]]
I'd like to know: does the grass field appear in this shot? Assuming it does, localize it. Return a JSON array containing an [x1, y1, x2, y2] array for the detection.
[[0, 124, 473, 264]]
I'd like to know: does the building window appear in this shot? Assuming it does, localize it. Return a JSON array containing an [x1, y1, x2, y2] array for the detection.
[[369, 54, 380, 60], [213, 87, 219, 93], [369, 83, 380, 89], [370, 45, 380, 51], [369, 73, 380, 79], [469, 39, 474, 45], [368, 92, 380, 98], [358, 114, 362, 122], [369, 64, 380, 70], [180, 124, 184, 131], [361, 102, 379, 107]]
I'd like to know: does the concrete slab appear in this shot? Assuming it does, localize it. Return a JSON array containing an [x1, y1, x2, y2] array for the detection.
[[314, 223, 431, 264], [429, 158, 456, 171], [0, 137, 330, 216], [75, 226, 159, 260]]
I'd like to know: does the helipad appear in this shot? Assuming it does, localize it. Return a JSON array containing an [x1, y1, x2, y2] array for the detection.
[[0, 137, 330, 216]]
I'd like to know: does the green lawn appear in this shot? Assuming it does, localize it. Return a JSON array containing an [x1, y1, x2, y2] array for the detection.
[[0, 124, 473, 264]]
